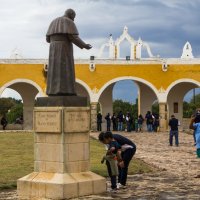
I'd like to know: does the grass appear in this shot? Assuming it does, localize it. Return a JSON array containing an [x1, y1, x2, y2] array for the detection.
[[0, 132, 34, 190], [0, 132, 153, 190]]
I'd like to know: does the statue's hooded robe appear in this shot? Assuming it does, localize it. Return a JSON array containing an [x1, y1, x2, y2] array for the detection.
[[46, 16, 86, 96]]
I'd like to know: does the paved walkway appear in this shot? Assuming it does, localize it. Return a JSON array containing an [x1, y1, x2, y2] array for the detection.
[[89, 131, 200, 200], [1, 132, 200, 200], [122, 131, 200, 178]]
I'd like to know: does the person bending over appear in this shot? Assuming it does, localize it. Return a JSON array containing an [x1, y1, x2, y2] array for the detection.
[[99, 131, 136, 189]]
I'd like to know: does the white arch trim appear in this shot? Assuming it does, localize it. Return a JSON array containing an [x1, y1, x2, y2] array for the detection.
[[0, 79, 45, 97], [75, 78, 93, 101], [166, 79, 200, 96], [158, 78, 200, 103], [95, 76, 159, 102]]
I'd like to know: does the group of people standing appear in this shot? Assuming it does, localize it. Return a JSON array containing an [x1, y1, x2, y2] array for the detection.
[[97, 111, 160, 133]]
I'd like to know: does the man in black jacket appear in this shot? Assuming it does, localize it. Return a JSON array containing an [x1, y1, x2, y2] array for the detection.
[[168, 115, 179, 146], [97, 112, 102, 131], [105, 113, 111, 131], [111, 113, 117, 131], [117, 111, 124, 131], [145, 111, 153, 132]]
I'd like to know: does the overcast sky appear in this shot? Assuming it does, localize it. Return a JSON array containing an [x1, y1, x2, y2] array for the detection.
[[0, 0, 200, 58], [1, 0, 200, 102]]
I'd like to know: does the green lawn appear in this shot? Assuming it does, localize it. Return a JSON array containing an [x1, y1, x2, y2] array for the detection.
[[0, 133, 34, 190], [0, 132, 153, 190]]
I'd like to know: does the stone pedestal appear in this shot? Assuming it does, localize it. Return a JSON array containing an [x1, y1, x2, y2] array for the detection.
[[17, 107, 106, 199], [35, 96, 87, 107]]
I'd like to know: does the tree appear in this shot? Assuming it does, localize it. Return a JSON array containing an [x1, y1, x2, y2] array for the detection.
[[6, 104, 23, 123], [152, 101, 159, 114], [190, 93, 200, 108], [113, 99, 138, 119], [0, 98, 23, 123], [183, 93, 200, 118], [0, 98, 15, 116]]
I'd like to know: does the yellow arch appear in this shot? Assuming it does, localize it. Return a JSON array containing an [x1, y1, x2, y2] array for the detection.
[[0, 79, 45, 97], [156, 78, 200, 103], [96, 76, 159, 101], [163, 78, 200, 102], [166, 78, 200, 95], [75, 79, 93, 101]]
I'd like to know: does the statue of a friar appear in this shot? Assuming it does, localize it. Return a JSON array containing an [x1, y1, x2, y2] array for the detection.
[[46, 9, 92, 96]]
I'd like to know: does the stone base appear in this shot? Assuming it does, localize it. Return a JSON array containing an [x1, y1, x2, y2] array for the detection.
[[17, 171, 106, 199], [36, 96, 87, 107], [17, 106, 106, 199]]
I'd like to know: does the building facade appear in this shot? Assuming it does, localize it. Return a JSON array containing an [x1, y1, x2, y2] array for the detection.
[[0, 27, 199, 131]]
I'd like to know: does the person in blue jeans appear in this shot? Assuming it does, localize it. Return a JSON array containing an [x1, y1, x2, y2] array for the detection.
[[168, 115, 179, 146], [145, 111, 153, 132], [190, 109, 200, 158], [99, 131, 136, 188], [105, 113, 111, 131], [138, 114, 144, 132], [126, 112, 131, 132], [117, 111, 124, 131]]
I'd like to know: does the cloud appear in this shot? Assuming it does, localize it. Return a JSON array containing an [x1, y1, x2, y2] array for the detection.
[[1, 88, 22, 100], [0, 0, 199, 103], [0, 0, 199, 58], [113, 80, 138, 103]]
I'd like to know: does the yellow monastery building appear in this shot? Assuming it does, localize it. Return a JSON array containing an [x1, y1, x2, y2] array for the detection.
[[0, 27, 199, 131]]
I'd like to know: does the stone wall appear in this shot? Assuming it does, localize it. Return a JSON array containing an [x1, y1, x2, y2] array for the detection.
[[0, 124, 23, 130]]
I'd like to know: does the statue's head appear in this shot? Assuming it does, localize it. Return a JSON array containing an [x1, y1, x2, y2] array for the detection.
[[64, 9, 76, 21]]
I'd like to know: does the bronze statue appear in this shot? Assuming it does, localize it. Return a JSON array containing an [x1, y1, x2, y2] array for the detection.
[[46, 9, 92, 96]]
